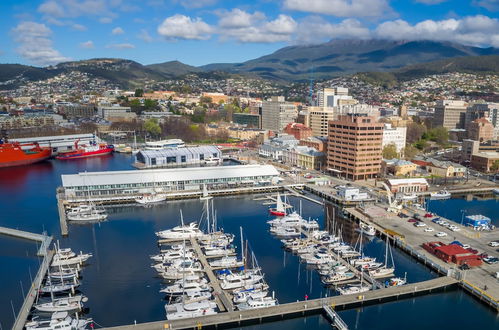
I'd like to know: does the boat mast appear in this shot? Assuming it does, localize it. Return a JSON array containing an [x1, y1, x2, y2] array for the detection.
[[384, 236, 388, 267], [240, 226, 245, 266]]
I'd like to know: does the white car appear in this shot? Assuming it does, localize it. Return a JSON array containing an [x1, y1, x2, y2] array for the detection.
[[489, 241, 499, 247], [424, 227, 434, 232], [449, 226, 461, 232], [461, 244, 470, 249], [415, 222, 427, 227], [440, 221, 449, 226], [435, 232, 448, 237]]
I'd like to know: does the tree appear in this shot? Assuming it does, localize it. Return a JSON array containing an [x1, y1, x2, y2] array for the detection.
[[134, 88, 144, 97], [144, 118, 161, 137], [406, 122, 426, 144], [491, 160, 499, 173], [383, 144, 398, 159], [144, 99, 158, 110], [426, 126, 449, 145], [199, 96, 212, 105], [403, 145, 419, 160]]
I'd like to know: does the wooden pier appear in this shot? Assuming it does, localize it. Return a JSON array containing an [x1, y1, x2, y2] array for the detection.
[[56, 187, 68, 236], [323, 305, 348, 330], [0, 226, 52, 256], [102, 276, 457, 330]]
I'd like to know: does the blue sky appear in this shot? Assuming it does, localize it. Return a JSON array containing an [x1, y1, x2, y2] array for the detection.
[[0, 0, 498, 67]]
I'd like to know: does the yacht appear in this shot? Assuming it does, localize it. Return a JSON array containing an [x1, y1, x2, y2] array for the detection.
[[268, 193, 286, 216], [358, 223, 376, 236], [350, 257, 376, 267], [135, 193, 167, 204], [304, 252, 335, 265], [160, 280, 211, 296], [209, 256, 244, 268], [40, 280, 80, 294], [204, 247, 235, 257], [430, 190, 451, 200], [321, 272, 355, 284], [51, 251, 92, 267], [165, 300, 217, 320], [150, 250, 195, 263], [25, 312, 92, 330], [204, 156, 222, 166], [270, 226, 301, 238], [368, 266, 395, 278], [267, 212, 305, 227], [236, 296, 277, 310], [67, 203, 107, 222], [49, 268, 80, 281], [389, 277, 407, 286], [337, 284, 371, 295], [220, 273, 263, 290], [233, 289, 269, 304], [156, 222, 203, 240], [358, 262, 383, 270], [34, 295, 87, 313]]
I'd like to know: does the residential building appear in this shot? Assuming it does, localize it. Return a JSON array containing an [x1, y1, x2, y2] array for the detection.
[[386, 178, 429, 193], [227, 127, 267, 141], [0, 114, 60, 129], [468, 118, 494, 142], [433, 100, 467, 129], [261, 96, 297, 131], [382, 123, 407, 154], [316, 87, 355, 107], [327, 114, 384, 180], [284, 123, 313, 140], [282, 145, 325, 170], [461, 139, 480, 161], [299, 136, 327, 152], [465, 103, 499, 138], [470, 152, 499, 172], [97, 105, 136, 121], [57, 104, 95, 118], [308, 106, 336, 137], [426, 159, 466, 177], [232, 113, 261, 128], [202, 92, 228, 104], [382, 159, 418, 176]]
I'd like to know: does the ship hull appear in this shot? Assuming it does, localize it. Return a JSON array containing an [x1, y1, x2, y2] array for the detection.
[[0, 147, 52, 168], [56, 148, 113, 160]]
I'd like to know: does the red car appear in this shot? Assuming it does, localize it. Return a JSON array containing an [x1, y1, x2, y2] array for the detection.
[[467, 248, 479, 254], [424, 213, 433, 218], [408, 218, 418, 223]]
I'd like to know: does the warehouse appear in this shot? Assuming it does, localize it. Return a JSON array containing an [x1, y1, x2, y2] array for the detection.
[[61, 164, 281, 198], [134, 146, 222, 169]]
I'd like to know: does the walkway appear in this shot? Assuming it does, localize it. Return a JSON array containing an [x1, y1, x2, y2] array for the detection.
[[0, 226, 53, 256]]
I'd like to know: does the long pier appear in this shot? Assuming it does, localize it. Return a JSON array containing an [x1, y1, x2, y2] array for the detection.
[[102, 277, 457, 330], [189, 237, 234, 312], [0, 226, 52, 256]]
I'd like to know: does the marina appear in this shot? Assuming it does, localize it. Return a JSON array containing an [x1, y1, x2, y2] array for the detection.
[[1, 153, 498, 329]]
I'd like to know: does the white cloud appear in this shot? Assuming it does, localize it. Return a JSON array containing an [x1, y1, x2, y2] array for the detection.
[[138, 29, 153, 42], [99, 17, 113, 24], [157, 14, 213, 40], [474, 0, 499, 11], [106, 43, 135, 49], [295, 17, 370, 43], [80, 40, 94, 48], [72, 23, 87, 31], [173, 0, 217, 9], [11, 21, 70, 66], [284, 0, 392, 17], [217, 10, 297, 43], [37, 0, 125, 23], [112, 27, 124, 35], [415, 0, 448, 4], [374, 15, 499, 47]]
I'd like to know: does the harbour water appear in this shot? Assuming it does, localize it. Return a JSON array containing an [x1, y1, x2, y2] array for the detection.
[[0, 154, 498, 328]]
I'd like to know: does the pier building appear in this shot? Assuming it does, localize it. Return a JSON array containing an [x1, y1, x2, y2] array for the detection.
[[134, 145, 222, 169], [61, 164, 280, 198]]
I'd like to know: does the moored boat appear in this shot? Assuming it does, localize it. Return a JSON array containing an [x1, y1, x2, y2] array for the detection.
[[0, 140, 51, 168], [56, 139, 113, 160], [430, 190, 451, 200]]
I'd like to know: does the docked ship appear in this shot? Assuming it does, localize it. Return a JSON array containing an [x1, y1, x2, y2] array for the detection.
[[0, 140, 52, 168], [56, 139, 113, 160]]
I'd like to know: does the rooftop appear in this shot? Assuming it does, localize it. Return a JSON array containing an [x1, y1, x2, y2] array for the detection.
[[387, 178, 428, 185]]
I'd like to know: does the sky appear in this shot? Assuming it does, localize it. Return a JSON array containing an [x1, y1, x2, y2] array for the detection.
[[0, 0, 498, 67]]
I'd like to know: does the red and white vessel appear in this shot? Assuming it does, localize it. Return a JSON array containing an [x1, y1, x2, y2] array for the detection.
[[56, 139, 113, 160], [269, 193, 286, 216]]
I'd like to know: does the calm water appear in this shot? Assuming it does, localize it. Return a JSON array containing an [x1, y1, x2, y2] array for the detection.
[[427, 197, 499, 225], [0, 154, 498, 328]]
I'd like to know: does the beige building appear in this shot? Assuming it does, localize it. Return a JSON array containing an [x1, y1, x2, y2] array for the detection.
[[227, 128, 267, 141], [308, 106, 336, 137], [261, 96, 297, 132], [386, 178, 429, 193], [433, 100, 468, 129], [382, 159, 418, 177], [470, 152, 499, 172], [427, 161, 466, 178], [0, 115, 56, 129], [327, 114, 384, 181], [468, 118, 494, 142]]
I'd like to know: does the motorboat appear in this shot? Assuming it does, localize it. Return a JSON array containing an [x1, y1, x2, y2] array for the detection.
[[358, 262, 383, 270], [150, 250, 194, 263], [34, 295, 87, 313], [268, 193, 286, 216], [389, 277, 407, 286], [340, 249, 361, 258], [337, 284, 370, 295], [153, 258, 202, 273], [173, 291, 212, 304], [160, 280, 211, 296], [350, 257, 376, 267], [233, 289, 269, 304], [302, 220, 320, 230], [156, 222, 203, 240], [321, 272, 355, 284], [204, 157, 222, 166], [270, 226, 301, 238], [67, 204, 107, 222], [204, 247, 235, 257], [51, 252, 92, 267], [430, 190, 451, 200], [267, 212, 305, 227], [358, 223, 376, 236], [220, 274, 263, 290], [165, 300, 217, 320], [236, 296, 277, 310], [304, 252, 335, 265], [209, 256, 244, 268], [158, 269, 203, 281], [25, 311, 92, 330], [135, 193, 167, 204]]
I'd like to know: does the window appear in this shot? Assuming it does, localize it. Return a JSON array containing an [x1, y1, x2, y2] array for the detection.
[[181, 155, 186, 163], [200, 154, 204, 160], [151, 157, 156, 165], [166, 156, 176, 163]]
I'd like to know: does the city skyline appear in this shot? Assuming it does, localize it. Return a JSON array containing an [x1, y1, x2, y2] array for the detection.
[[0, 0, 498, 67]]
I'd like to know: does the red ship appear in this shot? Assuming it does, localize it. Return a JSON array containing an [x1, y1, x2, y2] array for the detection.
[[56, 139, 114, 160], [0, 140, 52, 168]]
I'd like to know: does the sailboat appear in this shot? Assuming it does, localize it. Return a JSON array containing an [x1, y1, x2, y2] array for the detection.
[[199, 184, 212, 201], [25, 311, 92, 330], [135, 172, 167, 204], [368, 237, 395, 278], [67, 173, 108, 222], [34, 295, 87, 313], [269, 193, 286, 216]]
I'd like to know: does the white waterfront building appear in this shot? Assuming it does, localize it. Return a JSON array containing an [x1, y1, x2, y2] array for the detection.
[[61, 164, 281, 198], [11, 133, 102, 155], [382, 124, 407, 154], [134, 146, 222, 169]]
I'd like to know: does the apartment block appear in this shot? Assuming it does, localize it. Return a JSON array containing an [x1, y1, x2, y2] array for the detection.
[[433, 100, 467, 129], [261, 96, 297, 132]]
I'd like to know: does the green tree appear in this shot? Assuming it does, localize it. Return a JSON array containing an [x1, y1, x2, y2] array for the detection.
[[382, 144, 398, 159], [490, 160, 499, 172], [427, 126, 449, 145], [406, 122, 426, 144], [134, 88, 144, 97], [129, 99, 141, 107], [403, 145, 419, 160], [199, 96, 212, 105], [144, 118, 161, 137], [144, 99, 158, 110]]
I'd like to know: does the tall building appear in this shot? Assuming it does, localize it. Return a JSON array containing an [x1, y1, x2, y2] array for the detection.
[[382, 123, 407, 155], [468, 118, 495, 142], [433, 100, 467, 129], [327, 114, 384, 180], [261, 96, 297, 131], [308, 106, 336, 137], [316, 87, 355, 107], [465, 103, 499, 139]]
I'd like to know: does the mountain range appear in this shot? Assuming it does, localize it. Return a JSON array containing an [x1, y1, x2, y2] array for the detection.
[[0, 39, 498, 89]]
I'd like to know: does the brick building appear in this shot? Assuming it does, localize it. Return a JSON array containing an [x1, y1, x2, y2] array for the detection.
[[284, 123, 313, 140], [468, 118, 494, 142], [327, 113, 384, 180]]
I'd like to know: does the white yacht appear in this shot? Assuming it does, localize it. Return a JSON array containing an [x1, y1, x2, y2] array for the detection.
[[25, 312, 91, 330], [204, 157, 222, 166], [67, 203, 107, 222], [153, 258, 202, 273], [156, 222, 203, 240], [304, 252, 335, 265], [220, 273, 263, 290], [368, 266, 395, 278], [135, 193, 167, 204], [34, 295, 87, 313], [270, 226, 301, 237], [204, 247, 235, 257], [209, 256, 244, 268], [267, 212, 306, 227], [321, 272, 355, 284], [160, 281, 211, 296], [358, 223, 376, 236], [165, 300, 217, 320], [51, 252, 92, 267], [150, 250, 194, 263], [40, 280, 80, 294], [350, 257, 376, 267], [337, 284, 371, 295], [233, 289, 269, 304], [430, 190, 451, 200], [236, 296, 277, 310]]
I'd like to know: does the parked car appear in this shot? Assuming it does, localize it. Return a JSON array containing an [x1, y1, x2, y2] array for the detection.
[[461, 244, 470, 249], [459, 263, 470, 270], [467, 248, 479, 254], [424, 213, 433, 218], [415, 222, 427, 227], [479, 253, 489, 259], [483, 257, 499, 264], [488, 241, 499, 247], [424, 227, 434, 232], [408, 218, 418, 223], [449, 226, 461, 232], [435, 232, 447, 237]]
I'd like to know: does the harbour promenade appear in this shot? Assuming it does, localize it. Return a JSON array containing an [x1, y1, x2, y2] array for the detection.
[[0, 226, 52, 256], [102, 276, 457, 330]]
